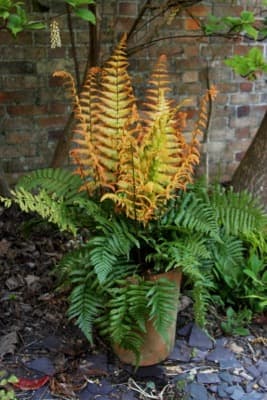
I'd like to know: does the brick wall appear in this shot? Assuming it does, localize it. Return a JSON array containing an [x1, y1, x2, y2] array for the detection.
[[0, 0, 266, 184]]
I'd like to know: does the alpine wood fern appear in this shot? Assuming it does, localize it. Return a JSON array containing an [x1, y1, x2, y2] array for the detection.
[[2, 35, 265, 365], [55, 34, 217, 224]]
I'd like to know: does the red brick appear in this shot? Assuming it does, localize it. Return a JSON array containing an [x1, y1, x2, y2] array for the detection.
[[48, 47, 66, 58], [37, 116, 67, 128], [49, 76, 64, 88], [184, 46, 199, 57], [0, 31, 32, 45], [187, 4, 211, 17], [0, 144, 36, 158], [6, 132, 32, 144], [4, 118, 35, 130], [7, 105, 48, 116], [240, 82, 253, 92], [113, 17, 136, 32], [237, 105, 250, 118], [184, 18, 200, 31], [119, 2, 137, 16], [49, 103, 69, 114], [0, 91, 36, 104], [234, 45, 250, 56], [235, 127, 250, 139], [48, 129, 63, 141]]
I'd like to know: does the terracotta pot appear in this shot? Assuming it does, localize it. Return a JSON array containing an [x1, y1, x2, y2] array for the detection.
[[113, 269, 182, 366]]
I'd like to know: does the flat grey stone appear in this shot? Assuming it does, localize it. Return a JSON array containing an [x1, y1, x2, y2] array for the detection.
[[206, 346, 234, 363], [188, 325, 213, 350], [173, 372, 190, 383], [26, 357, 55, 376], [241, 393, 265, 400], [31, 386, 56, 400], [191, 348, 208, 362], [231, 374, 243, 383], [219, 371, 234, 384], [216, 337, 228, 347], [258, 373, 267, 389], [94, 397, 111, 400], [208, 384, 218, 393], [217, 382, 229, 398], [169, 340, 192, 362], [197, 372, 221, 384], [208, 395, 216, 400], [257, 360, 267, 374], [245, 381, 254, 393], [246, 365, 261, 378], [121, 394, 138, 400], [135, 365, 164, 378], [42, 335, 61, 351], [230, 386, 245, 400], [87, 353, 108, 370], [186, 382, 208, 400], [177, 322, 194, 337], [220, 358, 243, 369]]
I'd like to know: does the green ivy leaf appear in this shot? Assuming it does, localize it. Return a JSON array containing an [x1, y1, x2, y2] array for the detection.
[[73, 7, 96, 23], [225, 47, 267, 79], [243, 23, 258, 39], [240, 10, 255, 24], [0, 10, 10, 19], [26, 21, 46, 30], [6, 13, 24, 36], [65, 0, 94, 6]]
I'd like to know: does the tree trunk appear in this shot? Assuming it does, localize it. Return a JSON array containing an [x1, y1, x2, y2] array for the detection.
[[50, 3, 99, 168], [0, 160, 10, 197], [231, 110, 267, 209]]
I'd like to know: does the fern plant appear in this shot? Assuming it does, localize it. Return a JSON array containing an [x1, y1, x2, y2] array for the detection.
[[1, 35, 266, 365]]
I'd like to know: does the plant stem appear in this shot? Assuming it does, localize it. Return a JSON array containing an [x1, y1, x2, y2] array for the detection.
[[65, 3, 81, 89]]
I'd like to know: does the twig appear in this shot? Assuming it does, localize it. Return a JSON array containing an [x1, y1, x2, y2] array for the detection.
[[128, 378, 171, 400], [65, 3, 80, 89]]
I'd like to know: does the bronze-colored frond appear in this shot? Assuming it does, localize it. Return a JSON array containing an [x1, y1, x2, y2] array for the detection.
[[56, 35, 217, 224]]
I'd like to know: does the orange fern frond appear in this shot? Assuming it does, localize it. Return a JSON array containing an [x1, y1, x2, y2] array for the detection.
[[70, 67, 105, 194], [142, 55, 173, 132], [53, 70, 81, 120], [88, 33, 137, 190], [57, 35, 217, 224]]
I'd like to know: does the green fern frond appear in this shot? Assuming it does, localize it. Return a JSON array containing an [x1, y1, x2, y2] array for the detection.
[[147, 278, 178, 341], [174, 189, 220, 239], [9, 187, 78, 234], [210, 185, 267, 236], [68, 282, 103, 343], [146, 232, 211, 272], [16, 168, 85, 204], [183, 265, 214, 327], [212, 235, 244, 270]]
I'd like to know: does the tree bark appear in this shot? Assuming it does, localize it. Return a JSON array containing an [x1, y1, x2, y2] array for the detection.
[[231, 110, 267, 209], [0, 160, 10, 197], [50, 3, 99, 168]]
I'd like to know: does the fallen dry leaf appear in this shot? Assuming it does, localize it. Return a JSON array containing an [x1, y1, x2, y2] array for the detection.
[[0, 239, 11, 255], [229, 342, 244, 354], [25, 274, 40, 287], [13, 376, 50, 390], [0, 331, 18, 359], [50, 374, 87, 398]]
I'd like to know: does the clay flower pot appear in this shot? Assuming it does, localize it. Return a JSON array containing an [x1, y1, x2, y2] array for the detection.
[[113, 269, 182, 366]]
